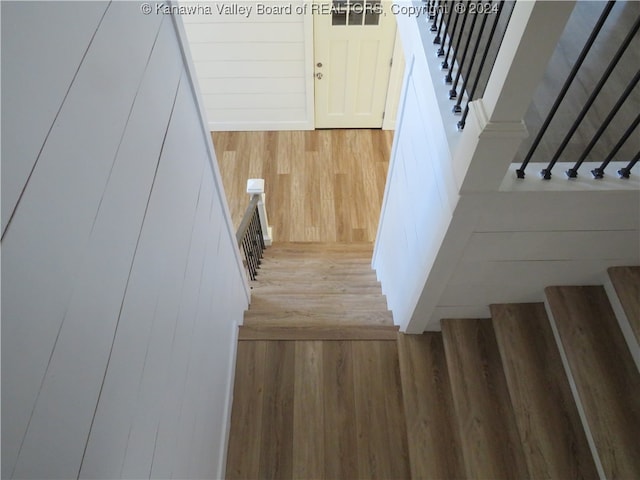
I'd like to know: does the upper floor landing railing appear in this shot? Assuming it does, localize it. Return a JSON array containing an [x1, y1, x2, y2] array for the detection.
[[422, 0, 516, 130], [516, 1, 639, 181]]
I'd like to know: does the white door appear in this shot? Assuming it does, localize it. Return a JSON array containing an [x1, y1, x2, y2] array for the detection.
[[313, 0, 397, 128]]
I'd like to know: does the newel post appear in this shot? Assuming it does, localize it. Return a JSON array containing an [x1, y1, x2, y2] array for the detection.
[[247, 178, 272, 246]]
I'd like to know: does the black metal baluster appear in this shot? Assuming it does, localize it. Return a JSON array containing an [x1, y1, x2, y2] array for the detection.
[[430, 1, 439, 31], [438, 0, 456, 55], [450, 5, 480, 100], [453, 4, 490, 113], [567, 69, 640, 178], [445, 7, 469, 83], [541, 13, 639, 180], [250, 213, 260, 274], [618, 150, 640, 179], [516, 2, 615, 178], [249, 213, 258, 269], [247, 222, 258, 278], [434, 1, 449, 44], [243, 236, 256, 280], [254, 213, 263, 261], [255, 210, 265, 254], [441, 5, 461, 66], [457, 0, 505, 130], [592, 112, 640, 178]]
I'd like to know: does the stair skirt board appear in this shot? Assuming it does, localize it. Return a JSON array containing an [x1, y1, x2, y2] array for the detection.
[[544, 297, 607, 479]]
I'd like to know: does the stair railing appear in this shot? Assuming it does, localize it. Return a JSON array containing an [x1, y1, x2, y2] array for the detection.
[[236, 179, 272, 281], [423, 0, 516, 130]]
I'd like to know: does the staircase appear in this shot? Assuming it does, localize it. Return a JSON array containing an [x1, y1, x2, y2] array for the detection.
[[235, 242, 639, 478], [239, 242, 396, 339], [398, 266, 640, 479]]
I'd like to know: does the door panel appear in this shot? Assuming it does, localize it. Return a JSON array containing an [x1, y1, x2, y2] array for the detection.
[[314, 0, 396, 128]]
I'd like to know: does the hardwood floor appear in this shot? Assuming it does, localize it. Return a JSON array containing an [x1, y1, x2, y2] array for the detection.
[[226, 339, 410, 480], [212, 130, 393, 243], [396, 333, 465, 480]]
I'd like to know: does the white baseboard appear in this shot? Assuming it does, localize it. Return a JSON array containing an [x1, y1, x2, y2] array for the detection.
[[209, 120, 314, 131], [603, 273, 640, 373], [216, 318, 241, 480]]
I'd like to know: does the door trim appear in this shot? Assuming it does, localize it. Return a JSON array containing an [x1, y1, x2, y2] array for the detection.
[[304, 0, 316, 129]]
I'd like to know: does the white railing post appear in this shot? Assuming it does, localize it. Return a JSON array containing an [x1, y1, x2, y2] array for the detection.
[[246, 178, 272, 246]]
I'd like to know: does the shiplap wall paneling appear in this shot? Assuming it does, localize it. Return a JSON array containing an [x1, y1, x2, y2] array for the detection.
[[3, 4, 165, 477], [148, 167, 217, 478], [2, 3, 247, 479], [0, 0, 109, 233], [182, 1, 311, 130]]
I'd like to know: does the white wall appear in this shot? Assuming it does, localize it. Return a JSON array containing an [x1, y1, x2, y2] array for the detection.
[[182, 0, 314, 130], [372, 8, 459, 328], [1, 2, 249, 478]]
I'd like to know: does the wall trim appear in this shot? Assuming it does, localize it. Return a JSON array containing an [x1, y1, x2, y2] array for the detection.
[[304, 0, 316, 129], [216, 318, 241, 480], [209, 120, 314, 132]]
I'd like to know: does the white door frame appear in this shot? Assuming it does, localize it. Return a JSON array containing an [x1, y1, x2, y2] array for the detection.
[[304, 0, 316, 129]]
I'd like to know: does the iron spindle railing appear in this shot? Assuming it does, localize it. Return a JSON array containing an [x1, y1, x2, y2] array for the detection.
[[441, 5, 461, 68], [236, 195, 265, 281], [567, 68, 640, 178], [438, 1, 456, 56], [515, 1, 616, 179], [458, 1, 506, 129], [539, 13, 640, 180], [453, 5, 490, 113], [434, 1, 449, 44], [449, 6, 480, 100], [430, 1, 440, 30], [430, 0, 438, 21], [618, 150, 640, 179], [445, 7, 469, 84], [592, 112, 640, 179], [426, 0, 514, 129]]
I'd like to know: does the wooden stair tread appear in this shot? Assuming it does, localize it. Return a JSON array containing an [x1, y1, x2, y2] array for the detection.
[[396, 333, 465, 479], [546, 285, 640, 479], [266, 241, 374, 253], [441, 318, 529, 479], [243, 310, 393, 326], [250, 284, 384, 295], [238, 325, 398, 340], [249, 294, 388, 310], [607, 266, 640, 344], [253, 272, 379, 283], [490, 303, 598, 479]]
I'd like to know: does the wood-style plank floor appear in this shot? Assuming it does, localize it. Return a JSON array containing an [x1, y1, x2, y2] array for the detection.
[[212, 130, 393, 243], [226, 339, 410, 480]]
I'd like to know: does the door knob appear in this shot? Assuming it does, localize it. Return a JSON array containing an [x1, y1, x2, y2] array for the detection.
[[317, 62, 323, 68], [316, 72, 323, 80]]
